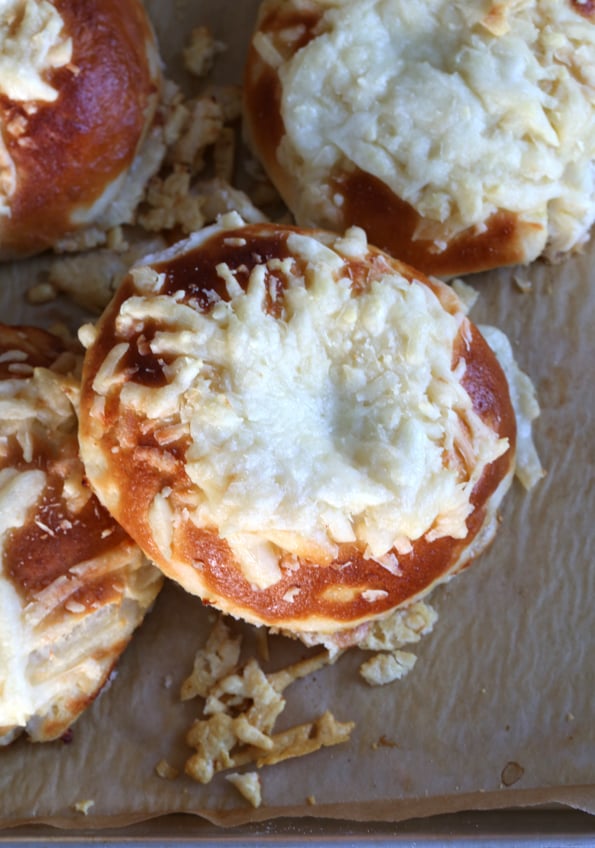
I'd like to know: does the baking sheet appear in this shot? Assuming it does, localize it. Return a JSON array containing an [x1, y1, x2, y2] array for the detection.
[[0, 0, 594, 830]]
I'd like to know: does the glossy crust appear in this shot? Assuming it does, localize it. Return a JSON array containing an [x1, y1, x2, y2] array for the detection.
[[243, 0, 595, 277], [79, 222, 517, 644], [0, 325, 162, 743], [0, 0, 161, 259]]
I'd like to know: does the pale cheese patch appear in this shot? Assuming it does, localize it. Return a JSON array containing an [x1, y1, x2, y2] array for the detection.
[[0, 0, 72, 102], [0, 572, 38, 727], [278, 0, 595, 259], [359, 649, 417, 686], [0, 0, 72, 215], [110, 223, 507, 589], [0, 357, 161, 742]]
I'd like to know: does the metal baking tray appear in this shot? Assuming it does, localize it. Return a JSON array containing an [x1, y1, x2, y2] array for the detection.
[[1, 810, 595, 846]]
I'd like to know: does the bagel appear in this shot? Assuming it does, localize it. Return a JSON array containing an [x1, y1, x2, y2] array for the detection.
[[0, 324, 162, 743], [0, 0, 163, 259], [78, 215, 520, 647], [243, 0, 595, 276]]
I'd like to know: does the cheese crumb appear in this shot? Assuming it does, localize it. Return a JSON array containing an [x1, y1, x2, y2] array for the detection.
[[359, 650, 417, 686], [73, 799, 95, 815], [182, 617, 352, 786], [225, 771, 262, 808], [155, 759, 180, 780], [183, 26, 226, 78]]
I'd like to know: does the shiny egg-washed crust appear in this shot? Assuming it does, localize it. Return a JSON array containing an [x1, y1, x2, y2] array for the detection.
[[0, 325, 162, 743], [79, 222, 516, 645], [243, 0, 595, 278], [0, 0, 161, 259]]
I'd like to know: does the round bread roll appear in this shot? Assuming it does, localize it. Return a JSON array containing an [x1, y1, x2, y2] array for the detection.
[[244, 0, 595, 277], [79, 214, 519, 648], [0, 0, 162, 259], [0, 325, 162, 744]]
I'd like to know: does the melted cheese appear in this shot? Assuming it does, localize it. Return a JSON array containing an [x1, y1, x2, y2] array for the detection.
[[110, 221, 508, 588], [277, 0, 595, 259], [0, 345, 160, 741], [0, 0, 71, 102]]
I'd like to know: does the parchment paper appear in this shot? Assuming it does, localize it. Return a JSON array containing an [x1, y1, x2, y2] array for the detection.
[[0, 0, 593, 830]]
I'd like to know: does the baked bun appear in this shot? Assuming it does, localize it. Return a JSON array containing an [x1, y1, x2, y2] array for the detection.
[[244, 0, 595, 277], [78, 214, 518, 647], [0, 325, 162, 744], [0, 0, 162, 259]]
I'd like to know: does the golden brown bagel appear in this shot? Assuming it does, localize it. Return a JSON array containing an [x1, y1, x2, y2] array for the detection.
[[0, 324, 162, 744], [78, 216, 517, 647], [243, 0, 595, 277], [0, 0, 162, 259]]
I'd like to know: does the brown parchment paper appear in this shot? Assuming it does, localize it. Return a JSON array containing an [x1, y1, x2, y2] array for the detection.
[[0, 0, 594, 830]]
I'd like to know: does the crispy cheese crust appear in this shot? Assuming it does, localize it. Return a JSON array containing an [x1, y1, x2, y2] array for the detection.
[[0, 0, 161, 259], [79, 219, 516, 644], [243, 0, 595, 276], [0, 325, 162, 744]]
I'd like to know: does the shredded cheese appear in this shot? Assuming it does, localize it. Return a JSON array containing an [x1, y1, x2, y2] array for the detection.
[[277, 0, 595, 259], [105, 221, 507, 589]]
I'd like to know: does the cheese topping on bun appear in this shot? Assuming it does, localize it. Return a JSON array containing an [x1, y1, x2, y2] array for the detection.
[[79, 216, 520, 643]]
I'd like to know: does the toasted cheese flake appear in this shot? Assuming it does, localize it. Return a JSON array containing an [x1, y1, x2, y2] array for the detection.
[[278, 0, 595, 259], [73, 799, 95, 815], [104, 223, 508, 588], [356, 600, 437, 685], [183, 617, 350, 785], [359, 649, 417, 686], [180, 617, 241, 701], [183, 26, 226, 78], [226, 771, 262, 807]]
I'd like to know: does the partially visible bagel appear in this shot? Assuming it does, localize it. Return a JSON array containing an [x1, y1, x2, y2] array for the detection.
[[78, 215, 517, 648], [243, 0, 595, 276], [0, 324, 162, 744], [0, 0, 163, 259]]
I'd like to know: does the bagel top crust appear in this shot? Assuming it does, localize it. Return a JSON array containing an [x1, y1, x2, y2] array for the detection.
[[79, 218, 516, 642], [0, 0, 161, 259]]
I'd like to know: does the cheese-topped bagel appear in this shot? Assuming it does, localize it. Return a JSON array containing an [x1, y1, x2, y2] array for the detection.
[[0, 0, 163, 259], [78, 215, 517, 646], [0, 325, 162, 744], [243, 0, 595, 276]]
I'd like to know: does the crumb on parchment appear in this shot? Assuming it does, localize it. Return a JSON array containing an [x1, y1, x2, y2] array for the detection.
[[180, 616, 242, 701], [183, 25, 226, 78], [73, 799, 95, 815], [359, 650, 417, 687], [225, 771, 262, 808], [178, 601, 438, 793], [182, 617, 354, 788], [155, 759, 180, 780], [357, 601, 437, 686]]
